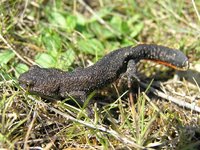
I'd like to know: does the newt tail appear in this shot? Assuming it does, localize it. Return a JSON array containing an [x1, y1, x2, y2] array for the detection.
[[19, 44, 189, 100], [130, 44, 189, 70]]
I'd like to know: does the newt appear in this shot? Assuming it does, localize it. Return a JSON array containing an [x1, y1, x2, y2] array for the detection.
[[19, 44, 189, 101]]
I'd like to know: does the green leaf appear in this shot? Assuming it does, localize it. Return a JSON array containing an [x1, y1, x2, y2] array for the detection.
[[128, 14, 141, 24], [49, 11, 67, 28], [15, 63, 29, 78], [77, 39, 105, 56], [110, 15, 122, 33], [0, 50, 15, 65], [130, 22, 144, 38], [76, 13, 87, 25], [90, 7, 112, 22], [88, 22, 102, 37], [122, 39, 135, 47], [121, 21, 130, 34], [35, 53, 56, 68], [104, 41, 121, 52], [88, 22, 115, 39], [66, 15, 77, 32], [81, 31, 95, 39], [41, 29, 62, 56], [57, 49, 76, 70]]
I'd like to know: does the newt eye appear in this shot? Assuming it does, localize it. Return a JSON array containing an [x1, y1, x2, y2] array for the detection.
[[20, 79, 34, 89], [26, 80, 33, 86]]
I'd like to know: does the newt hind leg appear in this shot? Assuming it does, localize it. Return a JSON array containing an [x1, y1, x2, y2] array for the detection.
[[123, 59, 140, 84]]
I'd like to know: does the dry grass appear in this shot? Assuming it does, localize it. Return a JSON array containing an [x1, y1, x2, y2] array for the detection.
[[0, 0, 200, 149]]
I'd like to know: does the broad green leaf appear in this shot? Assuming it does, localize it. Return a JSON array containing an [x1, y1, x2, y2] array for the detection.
[[88, 22, 102, 37], [81, 31, 95, 39], [110, 15, 122, 33], [88, 22, 115, 39], [127, 15, 144, 38], [15, 63, 29, 77], [57, 49, 76, 70], [76, 13, 87, 25], [121, 21, 130, 34], [0, 50, 15, 65], [66, 15, 77, 32], [35, 53, 56, 68], [77, 39, 104, 56], [104, 41, 121, 52], [89, 7, 112, 22], [49, 12, 67, 28], [41, 29, 62, 56], [128, 14, 141, 24], [121, 39, 135, 47], [130, 22, 144, 38]]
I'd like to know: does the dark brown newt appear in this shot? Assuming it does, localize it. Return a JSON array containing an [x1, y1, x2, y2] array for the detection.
[[19, 44, 189, 101]]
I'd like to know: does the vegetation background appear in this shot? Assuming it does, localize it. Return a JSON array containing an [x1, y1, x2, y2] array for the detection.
[[0, 0, 200, 149]]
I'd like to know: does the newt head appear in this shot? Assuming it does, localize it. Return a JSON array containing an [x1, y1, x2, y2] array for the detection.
[[18, 65, 54, 94], [18, 65, 62, 99], [18, 65, 40, 91]]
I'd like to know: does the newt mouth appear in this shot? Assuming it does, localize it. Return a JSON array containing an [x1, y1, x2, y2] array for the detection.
[[19, 78, 33, 90], [19, 82, 31, 91]]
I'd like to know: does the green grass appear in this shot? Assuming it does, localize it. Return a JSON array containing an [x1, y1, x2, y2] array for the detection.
[[0, 0, 200, 149]]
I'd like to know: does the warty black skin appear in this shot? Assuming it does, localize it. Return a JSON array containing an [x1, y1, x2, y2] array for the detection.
[[19, 44, 189, 100]]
